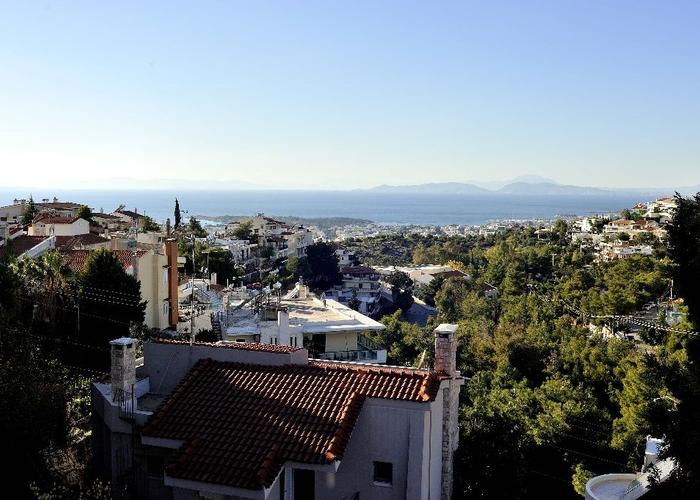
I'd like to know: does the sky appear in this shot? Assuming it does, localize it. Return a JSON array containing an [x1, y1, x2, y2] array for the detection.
[[0, 1, 699, 190]]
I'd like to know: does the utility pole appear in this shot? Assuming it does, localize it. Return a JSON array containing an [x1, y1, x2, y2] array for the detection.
[[670, 278, 674, 301], [190, 233, 195, 344]]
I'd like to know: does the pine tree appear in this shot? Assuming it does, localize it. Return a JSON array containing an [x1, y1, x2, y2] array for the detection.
[[174, 198, 182, 229], [20, 195, 38, 225]]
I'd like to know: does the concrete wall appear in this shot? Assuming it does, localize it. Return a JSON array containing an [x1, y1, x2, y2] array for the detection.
[[324, 331, 359, 352], [314, 398, 439, 500], [138, 251, 170, 330], [29, 218, 89, 236]]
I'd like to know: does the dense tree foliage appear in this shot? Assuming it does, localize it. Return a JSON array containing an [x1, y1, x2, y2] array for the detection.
[[385, 270, 414, 314], [187, 217, 208, 238], [76, 205, 93, 223], [342, 233, 484, 267], [660, 193, 700, 497], [1, 254, 110, 498], [361, 216, 695, 498], [303, 242, 342, 290], [140, 214, 161, 232], [21, 195, 39, 224], [78, 249, 146, 368], [230, 220, 253, 241]]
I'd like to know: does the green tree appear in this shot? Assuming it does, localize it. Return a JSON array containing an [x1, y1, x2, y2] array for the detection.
[[348, 288, 361, 311], [435, 277, 469, 323], [231, 220, 253, 241], [141, 215, 161, 232], [286, 256, 311, 282], [386, 270, 414, 313], [415, 275, 445, 307], [304, 242, 341, 290], [174, 198, 182, 229], [662, 192, 700, 495], [21, 195, 39, 224], [0, 328, 71, 497], [187, 217, 207, 238], [78, 249, 146, 368], [76, 205, 93, 224]]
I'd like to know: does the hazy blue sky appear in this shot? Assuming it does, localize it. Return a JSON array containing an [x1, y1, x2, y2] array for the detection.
[[1, 1, 698, 190]]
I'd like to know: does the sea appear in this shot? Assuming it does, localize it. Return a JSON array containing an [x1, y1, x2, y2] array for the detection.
[[1, 189, 650, 226]]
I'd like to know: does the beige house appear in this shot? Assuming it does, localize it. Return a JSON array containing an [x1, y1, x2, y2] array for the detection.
[[62, 240, 179, 330], [28, 215, 90, 237]]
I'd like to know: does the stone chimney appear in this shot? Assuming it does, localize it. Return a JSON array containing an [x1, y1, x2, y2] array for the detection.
[[434, 323, 457, 376], [434, 324, 462, 500], [110, 337, 137, 400]]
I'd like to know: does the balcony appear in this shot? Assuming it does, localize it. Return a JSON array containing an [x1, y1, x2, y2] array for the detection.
[[314, 349, 386, 363], [311, 335, 387, 364]]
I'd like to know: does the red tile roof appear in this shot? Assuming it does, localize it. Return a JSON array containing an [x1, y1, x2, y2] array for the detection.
[[0, 235, 47, 258], [115, 209, 143, 220], [342, 265, 377, 275], [434, 270, 469, 280], [92, 212, 122, 220], [33, 213, 79, 224], [54, 234, 110, 250], [37, 201, 82, 210], [151, 337, 302, 353], [61, 249, 145, 273], [142, 358, 445, 491]]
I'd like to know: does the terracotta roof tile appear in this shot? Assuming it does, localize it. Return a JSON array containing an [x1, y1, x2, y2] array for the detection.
[[142, 358, 445, 491], [151, 337, 303, 353], [0, 235, 47, 258], [341, 265, 377, 275], [61, 249, 145, 273], [54, 234, 109, 250]]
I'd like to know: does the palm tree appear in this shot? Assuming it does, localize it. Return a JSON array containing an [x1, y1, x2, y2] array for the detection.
[[13, 251, 76, 326]]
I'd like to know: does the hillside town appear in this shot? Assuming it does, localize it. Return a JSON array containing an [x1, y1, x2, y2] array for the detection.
[[1, 191, 698, 500]]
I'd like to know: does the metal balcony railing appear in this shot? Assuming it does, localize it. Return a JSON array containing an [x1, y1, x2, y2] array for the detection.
[[114, 385, 135, 421], [315, 349, 379, 362]]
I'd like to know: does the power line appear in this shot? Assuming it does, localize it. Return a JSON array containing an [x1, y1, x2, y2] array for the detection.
[[528, 283, 698, 337], [25, 332, 110, 352], [16, 295, 136, 327], [543, 443, 628, 468], [81, 285, 141, 300]]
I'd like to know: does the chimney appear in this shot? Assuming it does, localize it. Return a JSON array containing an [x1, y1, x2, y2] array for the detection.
[[434, 324, 462, 500], [434, 323, 457, 376], [278, 309, 290, 345], [110, 337, 137, 400], [166, 217, 171, 236]]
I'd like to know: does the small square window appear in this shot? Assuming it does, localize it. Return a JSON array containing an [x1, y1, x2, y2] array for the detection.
[[373, 461, 392, 486]]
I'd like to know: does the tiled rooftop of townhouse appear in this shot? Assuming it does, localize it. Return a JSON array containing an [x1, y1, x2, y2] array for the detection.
[[141, 357, 446, 490]]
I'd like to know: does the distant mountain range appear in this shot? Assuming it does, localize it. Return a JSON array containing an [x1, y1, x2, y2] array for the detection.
[[367, 177, 700, 197]]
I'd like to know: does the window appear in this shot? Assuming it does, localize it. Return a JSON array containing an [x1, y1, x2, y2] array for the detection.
[[373, 461, 392, 486], [146, 455, 164, 476], [293, 469, 315, 499]]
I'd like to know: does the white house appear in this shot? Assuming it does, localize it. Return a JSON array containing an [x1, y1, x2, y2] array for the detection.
[[223, 282, 387, 363]]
